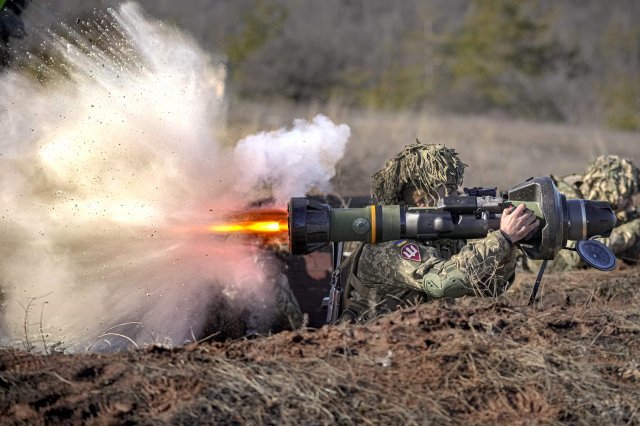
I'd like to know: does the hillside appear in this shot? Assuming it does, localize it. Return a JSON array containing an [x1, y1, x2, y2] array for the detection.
[[2, 268, 639, 424]]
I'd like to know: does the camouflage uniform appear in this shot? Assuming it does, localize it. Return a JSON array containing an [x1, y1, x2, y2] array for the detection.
[[339, 143, 518, 322], [527, 155, 640, 272], [252, 248, 303, 334], [270, 266, 304, 331]]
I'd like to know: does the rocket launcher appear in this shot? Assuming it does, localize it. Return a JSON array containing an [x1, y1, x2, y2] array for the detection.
[[289, 176, 616, 265], [290, 176, 617, 318]]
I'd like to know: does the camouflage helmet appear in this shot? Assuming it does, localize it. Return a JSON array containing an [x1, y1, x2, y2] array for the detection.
[[371, 142, 467, 205], [580, 155, 640, 209]]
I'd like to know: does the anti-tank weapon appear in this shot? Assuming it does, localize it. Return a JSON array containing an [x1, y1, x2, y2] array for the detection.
[[288, 177, 617, 322]]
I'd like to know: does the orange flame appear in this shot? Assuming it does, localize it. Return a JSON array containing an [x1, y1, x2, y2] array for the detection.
[[207, 208, 288, 238], [208, 220, 288, 234]]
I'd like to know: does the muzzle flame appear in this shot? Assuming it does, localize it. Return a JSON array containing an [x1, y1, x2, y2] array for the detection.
[[208, 208, 288, 238], [208, 221, 288, 234]]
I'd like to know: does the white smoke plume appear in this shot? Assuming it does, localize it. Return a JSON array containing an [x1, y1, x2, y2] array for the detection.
[[0, 3, 350, 352], [232, 116, 349, 206]]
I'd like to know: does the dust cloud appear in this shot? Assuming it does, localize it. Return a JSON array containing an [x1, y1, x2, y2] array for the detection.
[[0, 2, 350, 352]]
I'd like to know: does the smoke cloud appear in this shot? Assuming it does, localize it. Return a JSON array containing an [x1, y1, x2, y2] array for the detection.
[[0, 3, 350, 352], [232, 116, 349, 205]]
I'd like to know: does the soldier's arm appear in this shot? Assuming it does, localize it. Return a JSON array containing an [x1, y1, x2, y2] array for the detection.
[[355, 233, 516, 299], [421, 231, 517, 298], [356, 204, 535, 299], [422, 202, 539, 299]]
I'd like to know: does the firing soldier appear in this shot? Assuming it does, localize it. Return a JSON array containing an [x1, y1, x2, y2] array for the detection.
[[530, 155, 640, 271], [337, 143, 539, 322]]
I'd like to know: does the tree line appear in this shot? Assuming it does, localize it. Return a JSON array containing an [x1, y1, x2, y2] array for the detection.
[[35, 0, 640, 130]]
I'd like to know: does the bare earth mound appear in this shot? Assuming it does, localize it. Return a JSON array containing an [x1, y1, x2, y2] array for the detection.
[[2, 269, 640, 425]]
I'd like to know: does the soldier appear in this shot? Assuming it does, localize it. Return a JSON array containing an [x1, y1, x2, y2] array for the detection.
[[531, 155, 640, 272], [337, 143, 539, 322]]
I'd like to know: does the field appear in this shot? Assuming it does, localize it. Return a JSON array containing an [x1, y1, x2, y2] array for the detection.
[[2, 267, 640, 424], [2, 106, 640, 424]]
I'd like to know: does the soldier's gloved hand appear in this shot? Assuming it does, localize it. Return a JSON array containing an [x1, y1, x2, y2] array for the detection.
[[500, 203, 539, 244]]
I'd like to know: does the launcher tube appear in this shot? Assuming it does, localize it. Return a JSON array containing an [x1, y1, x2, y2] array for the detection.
[[329, 205, 402, 244]]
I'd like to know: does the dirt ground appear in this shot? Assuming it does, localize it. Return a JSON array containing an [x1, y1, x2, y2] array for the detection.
[[2, 266, 640, 425]]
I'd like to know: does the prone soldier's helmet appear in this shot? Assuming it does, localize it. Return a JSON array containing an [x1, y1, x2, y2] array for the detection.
[[580, 155, 640, 210], [371, 142, 467, 205]]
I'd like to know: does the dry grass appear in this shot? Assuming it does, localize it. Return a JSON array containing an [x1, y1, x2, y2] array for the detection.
[[2, 269, 640, 424]]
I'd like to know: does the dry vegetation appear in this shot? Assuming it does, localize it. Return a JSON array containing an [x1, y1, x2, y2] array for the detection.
[[2, 268, 640, 424], [18, 0, 640, 129]]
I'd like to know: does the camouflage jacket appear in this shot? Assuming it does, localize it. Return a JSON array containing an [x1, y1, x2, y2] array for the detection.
[[524, 175, 640, 272], [340, 231, 517, 322]]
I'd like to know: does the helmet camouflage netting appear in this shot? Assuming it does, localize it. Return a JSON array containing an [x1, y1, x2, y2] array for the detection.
[[580, 155, 640, 208], [371, 142, 467, 205]]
